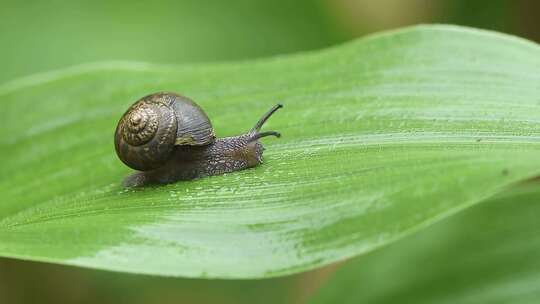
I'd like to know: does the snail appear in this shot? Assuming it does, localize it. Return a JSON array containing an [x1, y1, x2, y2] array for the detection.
[[114, 92, 282, 187]]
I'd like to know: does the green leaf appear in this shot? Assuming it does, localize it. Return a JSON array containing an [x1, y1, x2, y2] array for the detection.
[[0, 25, 539, 278], [310, 182, 540, 303]]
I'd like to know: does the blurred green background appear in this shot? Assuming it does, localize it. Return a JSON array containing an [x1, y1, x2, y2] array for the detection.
[[1, 0, 539, 85], [1, 0, 539, 303]]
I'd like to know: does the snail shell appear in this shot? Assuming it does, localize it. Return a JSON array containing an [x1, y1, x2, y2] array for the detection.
[[114, 92, 215, 171]]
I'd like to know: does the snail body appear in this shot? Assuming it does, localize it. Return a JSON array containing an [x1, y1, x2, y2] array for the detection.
[[114, 92, 282, 187]]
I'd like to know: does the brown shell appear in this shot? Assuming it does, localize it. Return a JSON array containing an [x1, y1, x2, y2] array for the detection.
[[114, 92, 215, 171]]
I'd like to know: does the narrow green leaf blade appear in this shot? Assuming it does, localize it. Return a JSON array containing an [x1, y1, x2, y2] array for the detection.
[[1, 25, 539, 278], [310, 183, 540, 304]]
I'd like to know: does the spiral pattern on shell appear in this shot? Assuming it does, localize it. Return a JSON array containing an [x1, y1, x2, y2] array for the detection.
[[122, 103, 159, 146], [114, 92, 215, 171]]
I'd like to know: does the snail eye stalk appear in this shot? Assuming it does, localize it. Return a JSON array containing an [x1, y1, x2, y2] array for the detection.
[[248, 104, 282, 142], [250, 104, 283, 133]]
